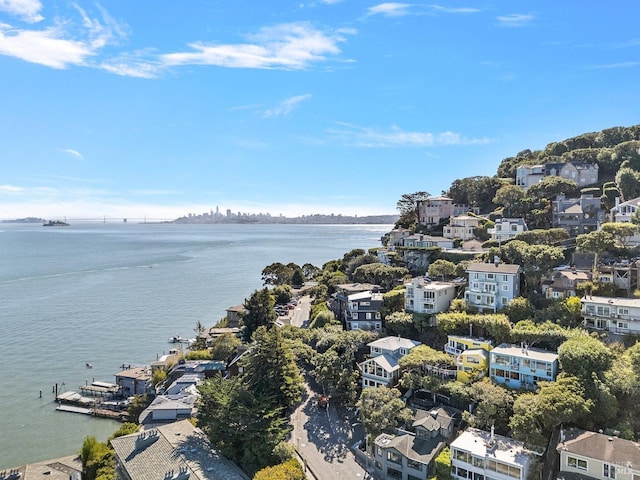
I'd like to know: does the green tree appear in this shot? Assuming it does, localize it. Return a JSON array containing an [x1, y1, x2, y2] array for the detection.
[[493, 185, 525, 217], [80, 436, 114, 480], [558, 334, 612, 382], [430, 447, 453, 480], [527, 176, 579, 201], [210, 332, 242, 361], [242, 326, 304, 409], [301, 263, 321, 281], [262, 262, 295, 286], [384, 311, 417, 338], [243, 288, 277, 342], [576, 230, 615, 266], [601, 222, 638, 249], [291, 268, 305, 288], [396, 191, 431, 229], [253, 458, 305, 480], [466, 379, 514, 434], [382, 288, 406, 317], [273, 284, 294, 305], [510, 376, 593, 447], [357, 387, 412, 443], [352, 263, 409, 290], [428, 259, 457, 280], [505, 297, 534, 323], [616, 167, 640, 201]]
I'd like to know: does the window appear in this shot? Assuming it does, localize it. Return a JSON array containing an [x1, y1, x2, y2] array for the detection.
[[502, 285, 509, 291], [618, 321, 629, 330], [503, 274, 509, 281], [386, 467, 402, 479], [387, 451, 402, 464], [619, 308, 629, 315], [366, 313, 372, 319], [604, 464, 616, 478], [567, 456, 587, 470], [487, 273, 495, 280], [407, 459, 423, 471]]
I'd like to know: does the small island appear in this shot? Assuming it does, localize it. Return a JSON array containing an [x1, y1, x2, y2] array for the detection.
[[43, 220, 70, 227]]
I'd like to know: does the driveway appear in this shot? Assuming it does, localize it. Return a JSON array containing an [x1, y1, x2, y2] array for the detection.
[[291, 380, 368, 480]]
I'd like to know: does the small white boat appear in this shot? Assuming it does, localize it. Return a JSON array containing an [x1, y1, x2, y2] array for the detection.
[[169, 335, 188, 343], [86, 362, 94, 369]]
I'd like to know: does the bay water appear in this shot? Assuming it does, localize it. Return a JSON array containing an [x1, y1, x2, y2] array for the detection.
[[0, 222, 390, 469]]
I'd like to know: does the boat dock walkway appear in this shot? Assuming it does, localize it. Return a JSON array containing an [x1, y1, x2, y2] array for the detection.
[[56, 404, 126, 420]]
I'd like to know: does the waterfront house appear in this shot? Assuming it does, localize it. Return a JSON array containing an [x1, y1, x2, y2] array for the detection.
[[556, 427, 640, 480], [443, 215, 480, 241], [343, 290, 384, 331], [464, 261, 521, 312], [487, 218, 528, 243], [359, 336, 421, 389], [552, 194, 604, 236], [581, 295, 640, 334], [225, 304, 246, 328], [138, 393, 198, 426], [114, 366, 152, 396], [372, 408, 455, 480], [450, 427, 537, 480], [489, 343, 559, 390], [164, 373, 203, 395], [110, 420, 249, 480], [405, 278, 457, 315]]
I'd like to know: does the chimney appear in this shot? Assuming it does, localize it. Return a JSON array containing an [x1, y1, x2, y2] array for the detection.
[[494, 255, 499, 267], [491, 425, 495, 442]]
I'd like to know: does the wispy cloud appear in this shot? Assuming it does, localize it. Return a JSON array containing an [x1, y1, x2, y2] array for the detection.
[[587, 61, 640, 70], [327, 123, 491, 147], [0, 184, 24, 195], [368, 3, 480, 17], [263, 94, 312, 118], [160, 22, 350, 71], [62, 148, 84, 160], [367, 3, 413, 17], [428, 5, 480, 14], [496, 13, 535, 27], [0, 0, 44, 23], [0, 6, 127, 68]]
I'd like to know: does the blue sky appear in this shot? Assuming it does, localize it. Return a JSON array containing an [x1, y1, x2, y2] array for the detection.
[[1, 1, 639, 221]]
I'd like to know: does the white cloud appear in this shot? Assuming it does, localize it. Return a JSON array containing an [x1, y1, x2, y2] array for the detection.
[[62, 148, 84, 160], [428, 4, 480, 14], [0, 0, 43, 23], [0, 6, 127, 68], [0, 184, 24, 195], [161, 22, 349, 70], [367, 3, 412, 17], [0, 23, 93, 68], [496, 14, 535, 27], [588, 61, 640, 70], [263, 94, 312, 118], [327, 123, 491, 147]]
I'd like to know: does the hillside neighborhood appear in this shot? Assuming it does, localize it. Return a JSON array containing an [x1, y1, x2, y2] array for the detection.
[[8, 125, 640, 480]]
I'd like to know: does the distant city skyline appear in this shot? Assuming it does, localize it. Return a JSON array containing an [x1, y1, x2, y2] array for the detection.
[[1, 1, 639, 220]]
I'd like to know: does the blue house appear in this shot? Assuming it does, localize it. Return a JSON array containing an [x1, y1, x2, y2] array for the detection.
[[489, 343, 559, 390]]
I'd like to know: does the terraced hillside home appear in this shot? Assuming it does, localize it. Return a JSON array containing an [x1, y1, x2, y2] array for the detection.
[[450, 427, 538, 480], [405, 277, 457, 315], [359, 336, 421, 389], [552, 193, 604, 236], [581, 296, 640, 334], [464, 261, 521, 312], [444, 335, 494, 383], [541, 268, 591, 300], [443, 215, 480, 241], [372, 407, 456, 480], [343, 290, 383, 331], [556, 427, 640, 480], [488, 217, 527, 243], [417, 196, 454, 227], [490, 343, 559, 390], [610, 196, 640, 223], [400, 234, 455, 269]]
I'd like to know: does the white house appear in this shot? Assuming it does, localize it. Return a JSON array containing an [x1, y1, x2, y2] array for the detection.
[[488, 218, 527, 243], [465, 262, 521, 312], [516, 164, 545, 189], [359, 336, 421, 389], [610, 196, 640, 223], [405, 278, 457, 315], [450, 427, 537, 480], [557, 427, 640, 480], [444, 215, 480, 241], [581, 296, 640, 334]]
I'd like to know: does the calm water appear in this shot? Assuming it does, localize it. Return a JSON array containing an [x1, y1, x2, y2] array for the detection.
[[0, 222, 390, 468]]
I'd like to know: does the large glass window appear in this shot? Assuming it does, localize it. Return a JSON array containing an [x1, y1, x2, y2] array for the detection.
[[567, 456, 587, 470], [387, 451, 402, 464], [387, 467, 402, 479], [407, 459, 423, 471]]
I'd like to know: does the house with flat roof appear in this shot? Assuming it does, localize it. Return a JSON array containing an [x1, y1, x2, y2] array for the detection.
[[450, 427, 537, 480], [110, 420, 249, 480], [516, 164, 545, 189], [418, 196, 454, 227], [465, 261, 521, 312], [443, 215, 480, 241], [489, 343, 559, 390], [556, 427, 640, 480], [343, 290, 383, 331], [114, 366, 152, 396], [581, 295, 640, 334], [552, 194, 604, 236], [359, 336, 421, 389], [405, 278, 457, 315]]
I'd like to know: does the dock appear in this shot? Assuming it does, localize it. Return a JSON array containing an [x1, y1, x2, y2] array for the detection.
[[56, 404, 126, 420]]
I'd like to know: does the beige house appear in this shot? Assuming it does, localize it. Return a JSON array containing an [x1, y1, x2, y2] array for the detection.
[[405, 278, 457, 315], [418, 196, 454, 227], [444, 215, 480, 241], [557, 427, 640, 480], [359, 336, 421, 389], [541, 269, 591, 300]]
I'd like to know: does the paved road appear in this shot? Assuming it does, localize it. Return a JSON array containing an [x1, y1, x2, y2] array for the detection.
[[285, 294, 311, 328], [291, 381, 368, 480]]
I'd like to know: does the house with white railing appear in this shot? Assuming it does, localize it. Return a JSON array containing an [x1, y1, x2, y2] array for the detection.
[[489, 343, 559, 390], [581, 296, 640, 334], [405, 278, 457, 315], [359, 336, 421, 389], [465, 261, 520, 312]]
